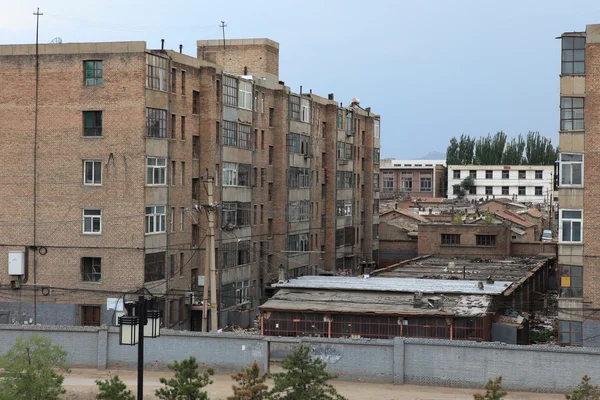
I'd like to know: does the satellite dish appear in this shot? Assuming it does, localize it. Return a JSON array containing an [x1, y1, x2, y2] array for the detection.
[[50, 37, 62, 44]]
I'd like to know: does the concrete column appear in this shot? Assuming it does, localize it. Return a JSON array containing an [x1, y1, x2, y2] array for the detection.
[[97, 326, 108, 370], [393, 337, 405, 384], [263, 338, 270, 373]]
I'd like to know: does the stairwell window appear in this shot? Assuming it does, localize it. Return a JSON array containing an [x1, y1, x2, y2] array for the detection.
[[146, 206, 166, 234], [560, 209, 582, 243], [83, 209, 102, 234], [83, 160, 102, 185]]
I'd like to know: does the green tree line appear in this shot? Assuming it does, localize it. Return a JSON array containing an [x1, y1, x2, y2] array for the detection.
[[446, 131, 556, 166]]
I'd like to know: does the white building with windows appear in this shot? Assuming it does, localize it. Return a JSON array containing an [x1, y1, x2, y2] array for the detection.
[[447, 165, 555, 203]]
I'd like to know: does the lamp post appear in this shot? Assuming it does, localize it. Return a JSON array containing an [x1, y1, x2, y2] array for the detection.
[[119, 295, 161, 400]]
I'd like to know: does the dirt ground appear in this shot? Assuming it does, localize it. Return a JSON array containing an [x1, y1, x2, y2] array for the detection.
[[63, 368, 565, 400]]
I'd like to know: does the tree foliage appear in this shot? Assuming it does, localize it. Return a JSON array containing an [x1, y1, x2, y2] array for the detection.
[[525, 131, 557, 165], [228, 361, 269, 400], [475, 132, 506, 165], [95, 375, 135, 400], [473, 376, 507, 400], [0, 334, 71, 400], [155, 356, 214, 400], [566, 375, 600, 400], [269, 344, 346, 400]]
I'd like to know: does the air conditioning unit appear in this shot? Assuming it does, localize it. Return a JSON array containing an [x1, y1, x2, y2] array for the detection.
[[184, 292, 195, 305]]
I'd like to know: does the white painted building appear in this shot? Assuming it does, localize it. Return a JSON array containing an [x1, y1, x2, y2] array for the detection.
[[447, 165, 554, 203]]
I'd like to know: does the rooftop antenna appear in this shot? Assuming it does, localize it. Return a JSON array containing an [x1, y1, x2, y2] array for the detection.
[[220, 21, 227, 50]]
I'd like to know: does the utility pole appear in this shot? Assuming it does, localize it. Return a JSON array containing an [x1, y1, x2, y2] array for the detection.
[[201, 178, 218, 332], [32, 7, 43, 325], [220, 21, 227, 50]]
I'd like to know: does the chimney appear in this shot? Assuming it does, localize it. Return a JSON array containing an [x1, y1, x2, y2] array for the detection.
[[328, 93, 334, 100], [244, 66, 248, 75], [161, 39, 164, 50], [179, 44, 183, 53], [278, 264, 286, 283]]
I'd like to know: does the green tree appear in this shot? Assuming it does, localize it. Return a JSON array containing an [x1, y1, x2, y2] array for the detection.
[[458, 134, 475, 165], [524, 131, 557, 165], [446, 137, 460, 165], [566, 375, 600, 400], [228, 361, 269, 400], [501, 134, 525, 165], [95, 375, 135, 400], [155, 356, 214, 400], [269, 344, 346, 400], [475, 132, 506, 165], [473, 376, 507, 400], [0, 334, 71, 400]]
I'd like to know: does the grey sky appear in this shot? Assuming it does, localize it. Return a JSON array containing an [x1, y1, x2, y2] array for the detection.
[[2, 0, 599, 159]]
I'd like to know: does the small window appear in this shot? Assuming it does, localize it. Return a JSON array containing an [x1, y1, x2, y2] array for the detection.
[[171, 68, 176, 92], [502, 170, 509, 179], [518, 186, 526, 195], [535, 186, 543, 196], [83, 160, 102, 185], [181, 116, 185, 140], [192, 91, 200, 114], [146, 205, 166, 234], [469, 170, 476, 179], [180, 161, 185, 185], [192, 136, 199, 159], [502, 186, 509, 195], [81, 305, 101, 326], [181, 70, 186, 94], [84, 61, 103, 86], [560, 265, 583, 298], [518, 170, 526, 179], [485, 186, 493, 195], [441, 234, 460, 245], [268, 146, 273, 165], [82, 257, 101, 282], [559, 320, 582, 346], [476, 235, 496, 246], [535, 170, 543, 179], [146, 157, 166, 185], [83, 209, 102, 234], [485, 170, 492, 179], [83, 111, 102, 137], [453, 170, 461, 179]]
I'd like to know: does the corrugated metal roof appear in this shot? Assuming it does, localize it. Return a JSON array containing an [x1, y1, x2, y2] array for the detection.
[[272, 275, 512, 295]]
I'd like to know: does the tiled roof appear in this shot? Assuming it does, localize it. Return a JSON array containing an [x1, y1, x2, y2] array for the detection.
[[495, 209, 535, 228]]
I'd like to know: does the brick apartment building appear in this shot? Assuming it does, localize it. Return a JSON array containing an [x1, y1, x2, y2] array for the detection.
[[556, 25, 600, 346], [379, 158, 445, 199], [0, 38, 380, 330]]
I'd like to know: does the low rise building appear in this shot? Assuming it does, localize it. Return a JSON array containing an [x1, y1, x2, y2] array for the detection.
[[379, 159, 445, 199]]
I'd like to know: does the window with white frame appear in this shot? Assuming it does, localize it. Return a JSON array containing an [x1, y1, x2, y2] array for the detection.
[[289, 200, 311, 222], [559, 153, 583, 186], [383, 172, 394, 192], [420, 172, 432, 192], [221, 202, 251, 227], [222, 75, 238, 106], [300, 98, 310, 123], [401, 172, 413, 192], [222, 162, 251, 187], [83, 160, 102, 185], [83, 209, 102, 234], [560, 209, 582, 243], [146, 205, 166, 234], [289, 167, 310, 188], [146, 157, 166, 185], [238, 124, 253, 149], [374, 119, 380, 138], [238, 80, 252, 110], [336, 200, 352, 217]]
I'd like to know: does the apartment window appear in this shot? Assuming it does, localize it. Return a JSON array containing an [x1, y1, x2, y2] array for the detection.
[[560, 210, 582, 243], [222, 162, 251, 187], [83, 160, 102, 185], [221, 202, 251, 227], [170, 161, 176, 186], [289, 95, 301, 121], [401, 172, 412, 192], [560, 265, 583, 298], [146, 157, 166, 185], [222, 120, 238, 146], [502, 186, 509, 195], [180, 162, 185, 185], [83, 111, 102, 136], [192, 178, 199, 200], [374, 173, 380, 190], [560, 97, 584, 131], [180, 207, 185, 231], [84, 60, 103, 86], [192, 224, 199, 247], [268, 183, 273, 201], [559, 321, 582, 346], [146, 54, 167, 91], [290, 133, 311, 155], [239, 81, 252, 110], [518, 186, 526, 195], [421, 176, 432, 192], [288, 167, 310, 188], [300, 98, 310, 123], [336, 171, 353, 189], [169, 254, 177, 277], [260, 204, 264, 224], [171, 114, 176, 138], [535, 170, 543, 179], [561, 36, 585, 75], [383, 172, 394, 192], [181, 70, 186, 94], [81, 257, 101, 282], [179, 253, 185, 276], [260, 168, 266, 187], [144, 251, 165, 282], [336, 141, 353, 160], [450, 170, 460, 180], [192, 90, 200, 114], [335, 200, 353, 217], [289, 200, 311, 222], [268, 146, 274, 165], [373, 224, 379, 239], [469, 170, 476, 179], [441, 234, 460, 245], [239, 124, 253, 149], [559, 153, 583, 186], [287, 233, 309, 255], [346, 110, 355, 133], [222, 75, 238, 106], [502, 170, 509, 179], [192, 136, 199, 159], [476, 235, 496, 246], [146, 108, 167, 138], [83, 209, 101, 234], [373, 199, 379, 215], [535, 186, 543, 196], [171, 68, 176, 92], [485, 170, 492, 179], [373, 149, 380, 164], [221, 280, 250, 309], [145, 206, 166, 234], [170, 207, 175, 232], [260, 130, 265, 150], [485, 186, 493, 195], [374, 119, 380, 138], [269, 107, 274, 126], [222, 241, 251, 268], [180, 116, 185, 140], [81, 305, 101, 326], [335, 227, 356, 247], [268, 218, 273, 238], [518, 170, 526, 179]]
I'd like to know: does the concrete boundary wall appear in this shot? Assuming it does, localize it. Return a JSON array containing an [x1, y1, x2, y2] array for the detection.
[[0, 325, 599, 393]]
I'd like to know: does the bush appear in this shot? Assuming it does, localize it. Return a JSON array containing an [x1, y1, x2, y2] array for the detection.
[[474, 376, 507, 400], [228, 361, 269, 400], [566, 375, 600, 400], [155, 356, 214, 400], [95, 375, 135, 400]]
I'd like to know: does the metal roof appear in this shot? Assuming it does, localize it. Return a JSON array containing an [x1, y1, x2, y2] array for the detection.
[[272, 275, 513, 295]]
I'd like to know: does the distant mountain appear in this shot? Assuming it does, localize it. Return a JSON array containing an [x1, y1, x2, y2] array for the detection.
[[417, 151, 446, 160]]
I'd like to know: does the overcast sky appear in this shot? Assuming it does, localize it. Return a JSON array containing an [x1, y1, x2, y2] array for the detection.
[[2, 0, 599, 159]]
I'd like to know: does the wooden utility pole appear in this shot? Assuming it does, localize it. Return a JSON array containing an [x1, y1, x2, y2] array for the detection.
[[220, 21, 227, 49], [201, 178, 218, 332]]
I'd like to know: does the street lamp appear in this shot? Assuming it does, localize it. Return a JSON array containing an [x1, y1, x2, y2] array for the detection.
[[118, 295, 161, 400]]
